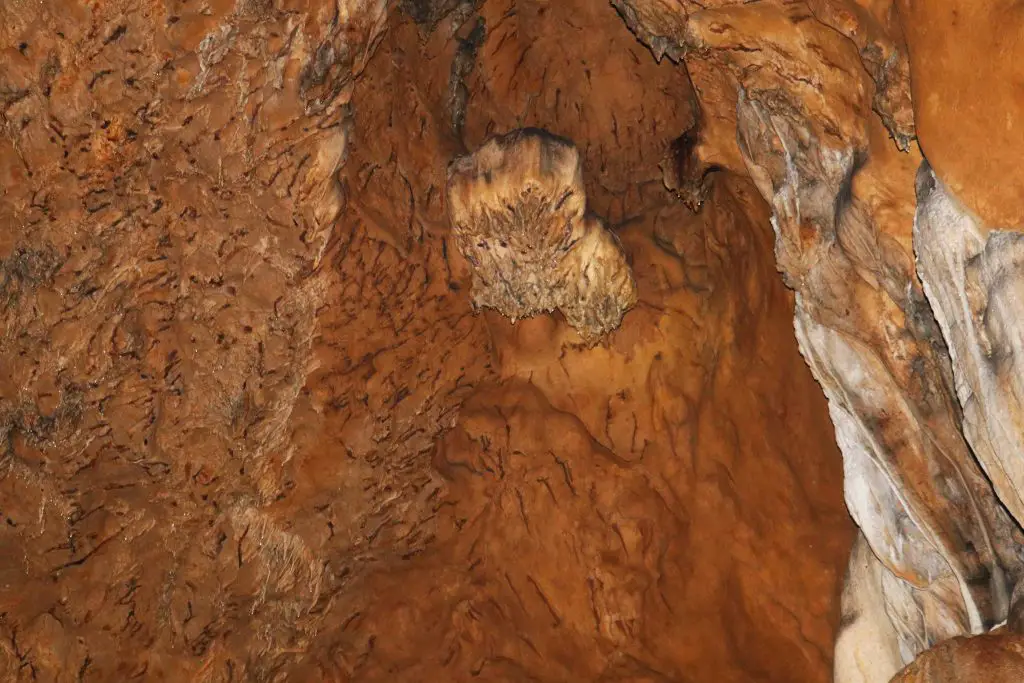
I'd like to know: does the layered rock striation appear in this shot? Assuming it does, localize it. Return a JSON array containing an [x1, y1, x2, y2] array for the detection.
[[613, 0, 1024, 680]]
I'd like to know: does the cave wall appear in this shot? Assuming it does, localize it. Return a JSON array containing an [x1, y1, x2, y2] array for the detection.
[[0, 1, 855, 681], [613, 0, 1024, 680]]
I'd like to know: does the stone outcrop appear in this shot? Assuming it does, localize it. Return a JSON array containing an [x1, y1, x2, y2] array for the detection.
[[890, 633, 1024, 683], [914, 165, 1024, 535], [612, 0, 1024, 681], [446, 129, 637, 344]]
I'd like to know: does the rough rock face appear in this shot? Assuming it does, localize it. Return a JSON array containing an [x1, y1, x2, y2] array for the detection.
[[0, 1, 855, 681], [446, 129, 637, 343], [0, 0, 390, 678], [612, 0, 1024, 681], [7, 0, 1023, 679], [897, 0, 1024, 227], [914, 166, 1024, 534], [890, 634, 1024, 683], [430, 170, 851, 683]]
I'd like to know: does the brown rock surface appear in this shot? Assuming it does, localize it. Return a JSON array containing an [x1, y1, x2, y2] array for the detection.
[[889, 634, 1024, 683], [17, 0, 1024, 680], [614, 0, 1024, 680], [0, 2, 855, 682], [897, 0, 1024, 226]]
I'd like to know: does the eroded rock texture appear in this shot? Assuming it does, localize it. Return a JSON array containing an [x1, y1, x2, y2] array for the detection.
[[613, 0, 1024, 681], [7, 0, 1023, 678], [0, 0, 390, 678], [890, 633, 1024, 683], [606, 0, 1024, 679], [0, 1, 854, 681], [914, 166, 1024, 536], [446, 129, 637, 343]]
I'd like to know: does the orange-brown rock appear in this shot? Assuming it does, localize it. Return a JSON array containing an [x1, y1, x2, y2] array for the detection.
[[897, 0, 1024, 226], [616, 0, 1024, 679], [459, 0, 698, 224], [14, 0, 1024, 679], [890, 634, 1024, 683], [332, 169, 852, 682], [0, 1, 854, 681]]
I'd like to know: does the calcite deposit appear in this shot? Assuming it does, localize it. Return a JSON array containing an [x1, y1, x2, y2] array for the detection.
[[446, 129, 637, 343]]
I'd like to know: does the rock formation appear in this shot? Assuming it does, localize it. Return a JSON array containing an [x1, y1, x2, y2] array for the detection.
[[889, 633, 1024, 683], [446, 129, 637, 344], [1, 0, 1023, 681], [0, 1, 852, 680], [612, 0, 1024, 680]]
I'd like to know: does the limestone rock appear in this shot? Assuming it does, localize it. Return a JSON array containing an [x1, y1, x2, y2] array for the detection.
[[615, 0, 1024, 678], [16, 0, 1024, 678], [897, 0, 1024, 226], [834, 533, 903, 683], [446, 129, 638, 344], [914, 164, 1024, 538], [0, 2, 854, 680], [890, 634, 1024, 683]]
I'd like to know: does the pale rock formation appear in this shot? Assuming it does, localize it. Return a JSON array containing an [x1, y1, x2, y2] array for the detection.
[[612, 0, 1024, 680], [833, 533, 903, 683], [914, 165, 1024, 533], [446, 129, 638, 344], [739, 86, 1016, 668]]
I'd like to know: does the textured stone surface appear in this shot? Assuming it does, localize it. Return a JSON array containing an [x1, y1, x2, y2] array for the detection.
[[833, 533, 902, 683], [0, 1, 853, 681], [423, 170, 851, 683], [13, 0, 1024, 679], [0, 0, 393, 678], [614, 0, 1024, 680], [890, 634, 1024, 683], [897, 0, 1024, 226], [914, 165, 1024, 534], [446, 129, 637, 344]]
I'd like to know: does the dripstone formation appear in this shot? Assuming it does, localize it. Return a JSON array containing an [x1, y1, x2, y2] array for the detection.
[[446, 129, 637, 344]]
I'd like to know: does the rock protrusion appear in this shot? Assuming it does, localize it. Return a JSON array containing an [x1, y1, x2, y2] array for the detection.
[[889, 633, 1024, 683], [446, 129, 638, 344]]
